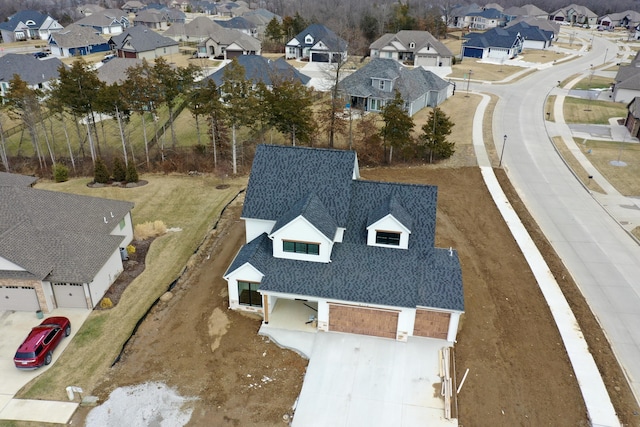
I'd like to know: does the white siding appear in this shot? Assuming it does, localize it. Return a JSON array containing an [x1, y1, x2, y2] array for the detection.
[[447, 311, 462, 342], [88, 248, 124, 307], [244, 218, 276, 242], [366, 215, 411, 249], [270, 217, 333, 263], [110, 211, 134, 246], [225, 263, 264, 311]]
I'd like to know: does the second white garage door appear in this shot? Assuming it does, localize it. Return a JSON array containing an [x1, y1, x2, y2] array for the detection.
[[53, 283, 87, 308], [0, 285, 40, 311]]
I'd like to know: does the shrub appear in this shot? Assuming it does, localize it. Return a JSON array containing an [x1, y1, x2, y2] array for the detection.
[[53, 164, 69, 182], [113, 157, 126, 182], [126, 162, 139, 183], [93, 157, 110, 184], [100, 298, 113, 309], [134, 220, 167, 240]]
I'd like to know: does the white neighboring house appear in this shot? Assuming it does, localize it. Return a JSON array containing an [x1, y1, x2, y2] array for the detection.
[[369, 30, 453, 68], [0, 172, 135, 313], [224, 145, 465, 343], [0, 54, 65, 98], [285, 23, 347, 63], [0, 10, 63, 42]]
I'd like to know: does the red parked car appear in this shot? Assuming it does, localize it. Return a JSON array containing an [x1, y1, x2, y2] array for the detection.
[[14, 317, 71, 369]]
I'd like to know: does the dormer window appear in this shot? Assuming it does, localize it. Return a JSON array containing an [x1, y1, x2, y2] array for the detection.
[[283, 240, 320, 255], [379, 80, 385, 90], [304, 34, 314, 44], [409, 42, 415, 49], [376, 231, 401, 246]]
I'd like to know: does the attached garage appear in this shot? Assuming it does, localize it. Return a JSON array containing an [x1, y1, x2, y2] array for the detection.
[[0, 285, 40, 311], [329, 304, 399, 339], [463, 47, 484, 58], [414, 309, 450, 339], [311, 52, 329, 62], [53, 283, 87, 309]]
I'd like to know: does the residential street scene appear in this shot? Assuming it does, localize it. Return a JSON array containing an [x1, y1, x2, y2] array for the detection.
[[2, 1, 640, 426]]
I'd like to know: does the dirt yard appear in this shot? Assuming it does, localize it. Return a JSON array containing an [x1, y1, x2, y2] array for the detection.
[[71, 166, 640, 427]]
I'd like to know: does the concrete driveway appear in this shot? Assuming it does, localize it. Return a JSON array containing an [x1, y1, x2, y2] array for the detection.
[[0, 309, 90, 418], [292, 332, 456, 427]]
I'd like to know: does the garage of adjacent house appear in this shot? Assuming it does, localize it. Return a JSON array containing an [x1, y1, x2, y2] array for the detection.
[[0, 285, 39, 311], [52, 283, 87, 308]]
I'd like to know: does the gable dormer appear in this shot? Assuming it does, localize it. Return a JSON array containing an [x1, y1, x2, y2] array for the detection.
[[366, 195, 412, 249], [304, 33, 314, 45], [269, 193, 338, 263]]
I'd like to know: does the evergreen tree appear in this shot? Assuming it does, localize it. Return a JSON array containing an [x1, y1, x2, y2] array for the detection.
[[266, 78, 316, 146], [126, 161, 139, 183], [113, 157, 126, 182], [380, 91, 414, 164], [418, 107, 455, 163], [265, 17, 283, 44], [93, 157, 110, 183]]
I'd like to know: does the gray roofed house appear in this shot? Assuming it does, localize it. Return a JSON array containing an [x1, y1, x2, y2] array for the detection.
[[466, 8, 505, 30], [109, 26, 179, 60], [196, 29, 261, 59], [462, 27, 524, 59], [613, 52, 640, 103], [122, 1, 146, 13], [242, 9, 281, 36], [599, 10, 640, 29], [503, 21, 554, 49], [503, 4, 548, 21], [97, 58, 145, 85], [162, 16, 224, 42], [0, 10, 63, 43], [549, 4, 597, 26], [204, 55, 309, 86], [133, 8, 171, 30], [339, 58, 451, 116], [505, 16, 559, 38], [370, 30, 453, 68], [285, 23, 347, 64], [0, 172, 134, 313], [0, 54, 66, 98], [224, 144, 464, 342], [214, 16, 257, 37], [450, 3, 483, 28], [74, 8, 130, 35], [48, 24, 112, 57]]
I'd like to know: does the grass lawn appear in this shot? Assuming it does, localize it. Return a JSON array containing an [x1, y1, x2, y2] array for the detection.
[[519, 49, 567, 64], [572, 75, 614, 90], [563, 97, 628, 124], [577, 139, 640, 196], [450, 60, 525, 82], [15, 173, 247, 402]]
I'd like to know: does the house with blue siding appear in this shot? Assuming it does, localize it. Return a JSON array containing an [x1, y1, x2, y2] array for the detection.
[[224, 145, 464, 342], [462, 27, 524, 59]]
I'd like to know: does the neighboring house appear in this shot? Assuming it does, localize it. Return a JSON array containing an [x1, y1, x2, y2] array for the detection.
[[122, 1, 147, 14], [134, 9, 171, 30], [466, 8, 505, 30], [97, 58, 145, 85], [170, 0, 190, 11], [204, 55, 310, 87], [215, 16, 258, 37], [0, 53, 65, 98], [162, 16, 224, 42], [462, 27, 524, 59], [48, 24, 112, 57], [503, 4, 548, 22], [549, 4, 597, 26], [77, 4, 105, 16], [0, 172, 134, 313], [506, 16, 560, 39], [0, 10, 63, 43], [224, 145, 464, 342], [242, 9, 281, 37], [197, 29, 260, 59], [286, 23, 347, 63], [191, 1, 218, 15], [598, 10, 640, 29], [109, 26, 179, 60], [339, 58, 451, 116], [504, 21, 554, 49], [369, 30, 453, 68], [449, 4, 483, 28], [613, 52, 640, 103], [625, 97, 640, 139], [74, 9, 130, 35]]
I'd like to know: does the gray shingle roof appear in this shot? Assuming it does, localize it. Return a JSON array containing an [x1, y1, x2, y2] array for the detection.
[[506, 22, 552, 42], [226, 145, 463, 312], [0, 172, 37, 187], [49, 24, 108, 48], [271, 193, 338, 240], [97, 58, 145, 85], [340, 58, 449, 104], [367, 194, 413, 232], [110, 26, 178, 52], [204, 55, 309, 86], [242, 145, 357, 227], [0, 53, 65, 86], [0, 10, 49, 31], [463, 28, 521, 49], [0, 174, 134, 283], [162, 16, 223, 38], [74, 9, 128, 27], [215, 16, 256, 31], [370, 30, 452, 58]]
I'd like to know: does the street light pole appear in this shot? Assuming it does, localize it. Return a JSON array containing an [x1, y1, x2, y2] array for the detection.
[[499, 134, 507, 167]]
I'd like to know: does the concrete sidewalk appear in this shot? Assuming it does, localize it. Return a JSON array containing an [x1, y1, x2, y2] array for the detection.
[[473, 93, 621, 427]]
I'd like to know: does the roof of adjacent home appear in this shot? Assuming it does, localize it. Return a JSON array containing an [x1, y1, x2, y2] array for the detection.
[[49, 24, 109, 48], [0, 53, 65, 86], [215, 16, 256, 31], [74, 9, 128, 27], [0, 10, 50, 31], [225, 145, 462, 311], [97, 58, 145, 85], [288, 23, 347, 52], [0, 173, 134, 283], [204, 55, 309, 86], [111, 26, 178, 52], [463, 27, 522, 48], [505, 21, 553, 42], [162, 16, 223, 38], [339, 58, 450, 103]]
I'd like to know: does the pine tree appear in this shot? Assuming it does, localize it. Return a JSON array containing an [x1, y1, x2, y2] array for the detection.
[[113, 157, 126, 182], [93, 157, 110, 184], [380, 91, 414, 164], [126, 161, 139, 183], [418, 107, 455, 163]]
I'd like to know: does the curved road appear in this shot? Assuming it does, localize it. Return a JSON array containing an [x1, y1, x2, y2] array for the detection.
[[481, 33, 640, 403]]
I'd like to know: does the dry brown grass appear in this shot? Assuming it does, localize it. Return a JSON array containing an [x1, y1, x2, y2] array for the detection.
[[450, 60, 528, 82], [519, 49, 567, 64], [134, 220, 168, 240], [578, 139, 640, 196], [551, 136, 606, 193], [546, 95, 557, 122], [563, 97, 628, 124]]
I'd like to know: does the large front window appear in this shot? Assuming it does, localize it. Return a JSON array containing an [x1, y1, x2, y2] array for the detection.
[[376, 231, 401, 246], [283, 241, 320, 255], [238, 281, 262, 306]]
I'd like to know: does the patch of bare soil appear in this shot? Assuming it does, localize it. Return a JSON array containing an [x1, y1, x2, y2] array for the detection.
[[72, 166, 640, 427]]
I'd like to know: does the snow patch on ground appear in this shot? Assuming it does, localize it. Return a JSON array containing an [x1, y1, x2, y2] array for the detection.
[[86, 382, 196, 427]]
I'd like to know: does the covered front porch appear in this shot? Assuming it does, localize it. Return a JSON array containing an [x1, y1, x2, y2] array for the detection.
[[259, 297, 319, 358]]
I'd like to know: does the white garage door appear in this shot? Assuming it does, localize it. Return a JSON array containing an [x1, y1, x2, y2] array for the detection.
[[0, 285, 40, 311], [53, 283, 87, 308]]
